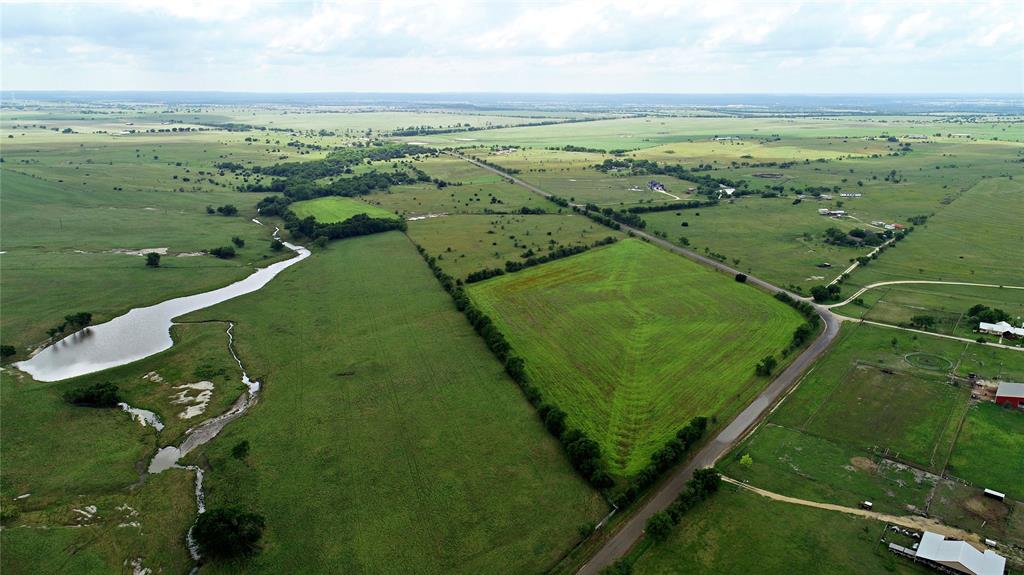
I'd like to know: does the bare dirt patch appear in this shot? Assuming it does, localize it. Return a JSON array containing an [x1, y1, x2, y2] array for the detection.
[[850, 456, 878, 473]]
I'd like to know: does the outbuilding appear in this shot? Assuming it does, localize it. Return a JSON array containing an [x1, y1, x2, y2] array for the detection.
[[914, 531, 1006, 575], [995, 382, 1024, 409]]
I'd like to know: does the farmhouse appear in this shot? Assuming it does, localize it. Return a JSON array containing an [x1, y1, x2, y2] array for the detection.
[[648, 180, 666, 192], [839, 193, 862, 198], [979, 321, 1024, 338], [913, 532, 1006, 575], [995, 382, 1024, 409]]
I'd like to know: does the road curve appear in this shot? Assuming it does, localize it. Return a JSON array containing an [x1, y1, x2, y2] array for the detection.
[[827, 279, 1024, 309], [449, 152, 843, 573]]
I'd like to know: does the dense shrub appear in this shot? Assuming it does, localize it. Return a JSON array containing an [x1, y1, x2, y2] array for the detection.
[[63, 382, 120, 407], [192, 508, 265, 559]]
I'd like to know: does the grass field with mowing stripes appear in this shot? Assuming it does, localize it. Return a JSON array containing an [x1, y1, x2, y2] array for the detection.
[[469, 239, 804, 477]]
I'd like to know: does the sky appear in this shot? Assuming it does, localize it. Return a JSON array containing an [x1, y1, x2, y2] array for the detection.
[[2, 0, 1022, 94]]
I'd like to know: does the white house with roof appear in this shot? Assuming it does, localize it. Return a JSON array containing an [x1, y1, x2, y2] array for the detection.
[[979, 321, 1024, 338], [914, 532, 1005, 575]]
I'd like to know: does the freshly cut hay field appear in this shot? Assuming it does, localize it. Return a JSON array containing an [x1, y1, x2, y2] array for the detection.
[[632, 487, 928, 575], [948, 403, 1024, 500], [185, 231, 605, 574], [289, 196, 397, 222], [469, 239, 804, 476]]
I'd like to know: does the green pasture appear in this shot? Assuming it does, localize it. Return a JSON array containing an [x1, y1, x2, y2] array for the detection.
[[469, 239, 804, 476], [289, 196, 397, 222], [183, 231, 606, 574], [361, 155, 552, 215], [947, 403, 1024, 500], [632, 487, 927, 575], [406, 213, 623, 280]]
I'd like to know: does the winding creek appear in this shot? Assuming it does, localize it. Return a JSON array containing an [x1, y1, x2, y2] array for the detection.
[[13, 226, 308, 566]]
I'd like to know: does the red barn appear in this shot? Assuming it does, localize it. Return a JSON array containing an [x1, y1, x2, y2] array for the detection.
[[995, 382, 1024, 409]]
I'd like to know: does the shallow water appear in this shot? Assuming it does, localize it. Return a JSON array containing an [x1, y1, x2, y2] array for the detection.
[[15, 231, 308, 382]]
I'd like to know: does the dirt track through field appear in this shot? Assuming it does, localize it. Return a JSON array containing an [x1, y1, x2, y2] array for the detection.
[[828, 280, 1024, 308], [721, 476, 986, 550]]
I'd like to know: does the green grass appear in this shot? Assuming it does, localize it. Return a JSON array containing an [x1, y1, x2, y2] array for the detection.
[[469, 239, 804, 476], [361, 155, 552, 216], [289, 196, 398, 222], [0, 322, 240, 574], [947, 402, 1024, 500], [0, 164, 289, 352], [182, 231, 606, 574], [406, 213, 623, 280], [632, 487, 928, 575], [846, 177, 1024, 288]]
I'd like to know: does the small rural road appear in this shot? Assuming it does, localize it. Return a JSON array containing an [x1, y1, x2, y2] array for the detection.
[[720, 477, 987, 549], [827, 279, 1024, 309], [449, 152, 844, 574]]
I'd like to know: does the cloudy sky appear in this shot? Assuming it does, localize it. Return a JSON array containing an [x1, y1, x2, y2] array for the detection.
[[2, 0, 1022, 93]]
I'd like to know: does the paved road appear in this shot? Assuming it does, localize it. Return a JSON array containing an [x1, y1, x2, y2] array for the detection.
[[827, 279, 1024, 308], [451, 152, 844, 573]]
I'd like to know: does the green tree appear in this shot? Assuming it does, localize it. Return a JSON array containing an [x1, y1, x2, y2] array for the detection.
[[145, 252, 161, 267], [231, 236, 245, 248], [740, 453, 753, 467], [1, 345, 16, 361], [231, 440, 250, 460], [645, 511, 674, 543], [192, 508, 265, 559]]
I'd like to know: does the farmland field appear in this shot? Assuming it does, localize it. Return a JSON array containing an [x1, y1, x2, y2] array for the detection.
[[469, 239, 804, 476], [180, 231, 606, 574], [289, 196, 398, 222]]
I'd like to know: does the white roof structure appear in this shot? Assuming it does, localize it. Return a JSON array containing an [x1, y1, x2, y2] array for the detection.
[[979, 321, 1024, 337], [915, 532, 1006, 575], [996, 382, 1024, 399]]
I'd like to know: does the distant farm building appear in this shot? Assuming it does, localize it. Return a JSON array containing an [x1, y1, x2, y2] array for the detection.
[[979, 321, 1024, 339], [647, 180, 666, 192], [912, 531, 1006, 575], [818, 209, 847, 217], [995, 382, 1024, 409], [712, 136, 740, 141], [839, 193, 862, 198]]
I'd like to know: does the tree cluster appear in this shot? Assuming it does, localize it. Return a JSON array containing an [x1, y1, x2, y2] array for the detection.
[[967, 304, 1010, 324], [192, 508, 266, 559], [47, 312, 93, 341], [644, 468, 722, 544], [64, 382, 120, 408]]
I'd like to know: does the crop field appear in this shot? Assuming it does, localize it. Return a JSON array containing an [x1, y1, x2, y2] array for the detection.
[[947, 403, 1024, 499], [289, 196, 397, 222], [361, 155, 553, 216], [469, 239, 804, 476], [181, 231, 606, 574], [406, 213, 623, 280], [632, 487, 927, 575]]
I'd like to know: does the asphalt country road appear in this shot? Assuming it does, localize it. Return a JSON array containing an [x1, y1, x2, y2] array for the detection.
[[450, 152, 844, 573]]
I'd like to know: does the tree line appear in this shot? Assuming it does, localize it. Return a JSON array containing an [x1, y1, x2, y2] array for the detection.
[[415, 244, 614, 490], [463, 237, 619, 283], [610, 416, 710, 509]]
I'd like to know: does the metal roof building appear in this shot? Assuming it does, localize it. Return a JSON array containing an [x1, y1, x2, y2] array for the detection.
[[979, 321, 1024, 338], [915, 532, 1006, 575]]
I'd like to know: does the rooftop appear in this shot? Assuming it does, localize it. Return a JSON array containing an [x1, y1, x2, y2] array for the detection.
[[915, 532, 1006, 575], [996, 382, 1024, 399]]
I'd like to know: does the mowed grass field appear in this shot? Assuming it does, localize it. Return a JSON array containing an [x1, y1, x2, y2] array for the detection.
[[182, 231, 606, 574], [947, 403, 1024, 499], [632, 488, 928, 575], [289, 196, 397, 222], [406, 213, 623, 280], [469, 239, 804, 476]]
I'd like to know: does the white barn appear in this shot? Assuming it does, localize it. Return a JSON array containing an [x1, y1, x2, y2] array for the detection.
[[915, 532, 1005, 575]]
